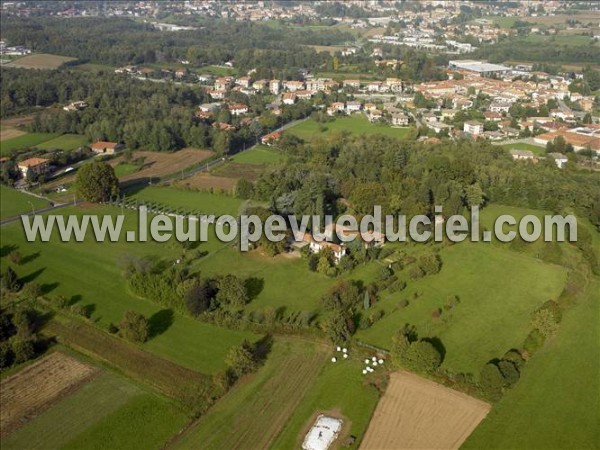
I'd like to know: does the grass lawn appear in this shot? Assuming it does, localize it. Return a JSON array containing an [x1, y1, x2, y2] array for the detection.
[[287, 116, 411, 141], [501, 142, 546, 156], [0, 370, 183, 450], [113, 163, 140, 178], [355, 241, 567, 376], [0, 132, 60, 154], [0, 186, 50, 220], [463, 279, 600, 449], [0, 205, 257, 374], [272, 354, 381, 449], [34, 134, 88, 151], [232, 146, 285, 165], [175, 338, 329, 450], [129, 186, 243, 216]]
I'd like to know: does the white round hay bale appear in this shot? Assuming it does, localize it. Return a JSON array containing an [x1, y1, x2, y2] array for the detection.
[[372, 356, 377, 362], [343, 353, 348, 359], [342, 347, 348, 353], [365, 359, 370, 364], [336, 346, 341, 352], [378, 359, 384, 364], [372, 361, 378, 366], [331, 357, 337, 363], [362, 369, 367, 374]]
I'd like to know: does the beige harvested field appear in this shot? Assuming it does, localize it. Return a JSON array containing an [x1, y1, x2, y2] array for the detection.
[[6, 53, 77, 69], [0, 352, 98, 436], [115, 148, 213, 182], [360, 371, 490, 450], [177, 172, 237, 192], [0, 115, 34, 128], [0, 128, 26, 142], [44, 148, 213, 191]]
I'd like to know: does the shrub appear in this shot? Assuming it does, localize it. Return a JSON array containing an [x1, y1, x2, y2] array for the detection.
[[12, 339, 36, 364], [7, 250, 22, 265], [404, 340, 442, 373], [398, 299, 409, 309], [119, 310, 149, 343], [20, 283, 42, 302], [531, 308, 559, 338], [1, 267, 21, 292], [498, 360, 520, 387], [0, 341, 15, 369], [480, 363, 504, 400], [523, 329, 546, 355]]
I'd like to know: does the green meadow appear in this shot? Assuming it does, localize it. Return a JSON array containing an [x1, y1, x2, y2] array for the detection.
[[286, 116, 411, 141], [0, 186, 51, 220], [1, 132, 60, 154], [501, 142, 546, 156], [464, 279, 600, 449], [34, 134, 89, 151], [0, 205, 256, 374], [129, 186, 243, 216], [355, 241, 567, 376]]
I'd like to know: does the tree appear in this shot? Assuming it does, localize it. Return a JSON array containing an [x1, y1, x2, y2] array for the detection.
[[216, 275, 249, 310], [1, 267, 21, 292], [498, 360, 520, 387], [463, 184, 484, 208], [119, 310, 149, 343], [323, 310, 353, 343], [75, 161, 120, 202], [20, 283, 42, 302], [235, 179, 254, 199], [185, 281, 214, 317], [531, 308, 559, 337], [321, 280, 360, 312], [480, 363, 505, 399], [12, 339, 35, 364], [403, 340, 442, 373], [225, 339, 257, 378]]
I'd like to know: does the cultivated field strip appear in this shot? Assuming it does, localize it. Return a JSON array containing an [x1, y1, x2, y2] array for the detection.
[[360, 371, 490, 450], [174, 341, 329, 450], [47, 318, 207, 400], [0, 352, 98, 436]]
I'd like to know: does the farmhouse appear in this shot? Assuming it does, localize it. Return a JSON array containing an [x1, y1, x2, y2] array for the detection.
[[90, 141, 122, 155], [548, 152, 568, 169], [343, 79, 361, 89], [261, 131, 282, 146], [299, 233, 346, 262], [18, 157, 50, 177]]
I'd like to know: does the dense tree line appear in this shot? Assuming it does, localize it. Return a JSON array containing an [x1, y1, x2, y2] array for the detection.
[[250, 133, 600, 229], [0, 17, 351, 72]]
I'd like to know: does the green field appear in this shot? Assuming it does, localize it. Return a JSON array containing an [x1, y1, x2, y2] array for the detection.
[[232, 146, 285, 165], [113, 163, 140, 177], [197, 248, 341, 314], [501, 142, 546, 156], [0, 205, 256, 374], [355, 242, 567, 375], [129, 186, 243, 216], [35, 134, 89, 151], [287, 116, 411, 141], [175, 338, 328, 450], [272, 356, 380, 449], [464, 279, 600, 449], [2, 370, 186, 450], [1, 132, 60, 154], [0, 186, 50, 220]]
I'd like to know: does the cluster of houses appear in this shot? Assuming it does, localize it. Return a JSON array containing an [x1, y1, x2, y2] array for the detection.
[[293, 223, 386, 263]]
